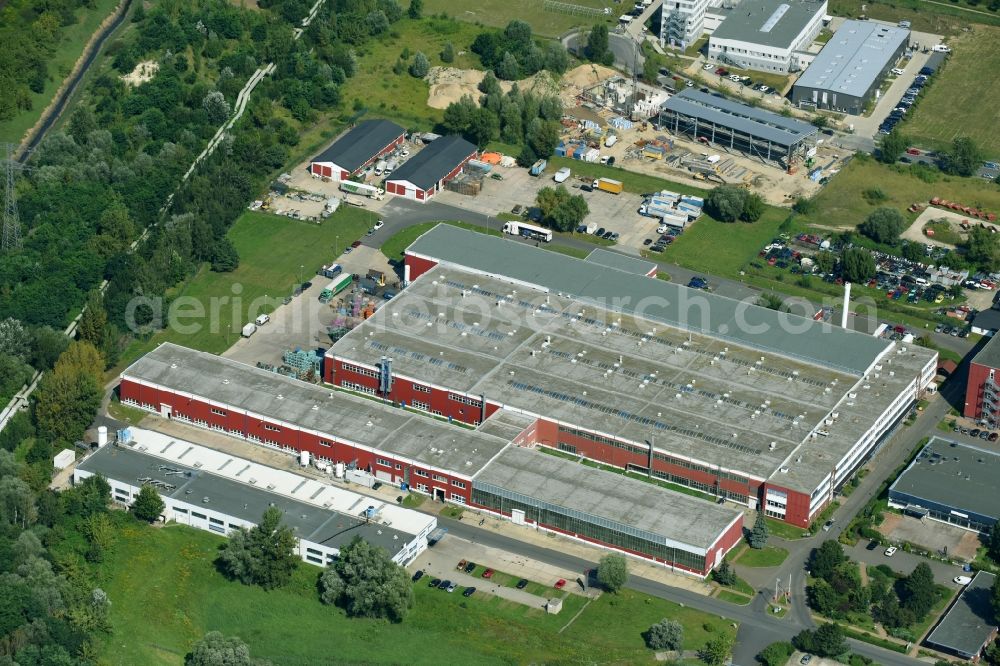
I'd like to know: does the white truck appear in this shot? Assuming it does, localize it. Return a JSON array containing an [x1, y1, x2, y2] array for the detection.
[[374, 160, 387, 176], [604, 134, 618, 148], [241, 323, 257, 338], [339, 181, 384, 200], [554, 167, 571, 183], [502, 221, 553, 242]]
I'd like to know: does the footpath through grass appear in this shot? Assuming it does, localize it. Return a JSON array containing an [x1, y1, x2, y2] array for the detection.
[[96, 522, 735, 665], [904, 26, 1000, 156], [117, 208, 373, 368]]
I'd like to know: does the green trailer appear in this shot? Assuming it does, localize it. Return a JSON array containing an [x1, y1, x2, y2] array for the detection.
[[319, 273, 354, 302]]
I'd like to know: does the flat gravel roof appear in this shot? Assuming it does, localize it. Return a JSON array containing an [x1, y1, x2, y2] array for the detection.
[[972, 332, 1000, 370], [584, 248, 657, 276], [711, 0, 826, 50], [473, 446, 742, 552], [926, 571, 998, 657], [122, 343, 510, 478], [331, 227, 937, 494]]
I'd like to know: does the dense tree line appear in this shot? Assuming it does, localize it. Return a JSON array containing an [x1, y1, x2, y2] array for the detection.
[[0, 0, 98, 122], [471, 20, 570, 81], [806, 540, 943, 639], [441, 72, 563, 159]]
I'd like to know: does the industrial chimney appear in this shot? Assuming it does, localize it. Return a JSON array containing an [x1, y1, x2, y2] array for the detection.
[[841, 282, 851, 329]]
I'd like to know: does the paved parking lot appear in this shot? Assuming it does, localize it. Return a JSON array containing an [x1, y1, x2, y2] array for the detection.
[[412, 535, 580, 608], [223, 245, 396, 367], [877, 514, 981, 562], [433, 165, 659, 254]]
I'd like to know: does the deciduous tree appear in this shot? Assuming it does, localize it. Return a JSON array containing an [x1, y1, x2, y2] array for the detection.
[[840, 247, 876, 283], [705, 186, 748, 223], [597, 553, 628, 592], [218, 506, 298, 589], [131, 484, 165, 523], [186, 631, 266, 666], [809, 540, 846, 580], [859, 207, 906, 245], [409, 51, 430, 78], [942, 137, 982, 177], [646, 618, 684, 650], [318, 536, 413, 621], [699, 634, 733, 666], [878, 130, 908, 164]]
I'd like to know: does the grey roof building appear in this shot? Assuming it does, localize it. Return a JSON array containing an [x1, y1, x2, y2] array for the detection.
[[925, 571, 998, 660], [386, 135, 477, 192], [792, 20, 910, 114], [888, 438, 1000, 533], [708, 0, 828, 73], [584, 248, 657, 276], [310, 119, 406, 175], [659, 89, 817, 163]]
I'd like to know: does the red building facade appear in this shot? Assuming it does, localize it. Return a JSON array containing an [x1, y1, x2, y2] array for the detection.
[[118, 377, 474, 504], [309, 133, 405, 180], [965, 359, 998, 421]]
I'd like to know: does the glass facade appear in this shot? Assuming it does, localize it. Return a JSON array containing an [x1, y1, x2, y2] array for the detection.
[[472, 484, 707, 572]]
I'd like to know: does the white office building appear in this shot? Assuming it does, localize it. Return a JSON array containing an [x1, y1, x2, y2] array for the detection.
[[661, 0, 711, 49], [708, 0, 827, 73]]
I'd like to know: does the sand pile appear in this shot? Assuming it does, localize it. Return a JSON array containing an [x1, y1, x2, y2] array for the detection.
[[426, 67, 563, 109]]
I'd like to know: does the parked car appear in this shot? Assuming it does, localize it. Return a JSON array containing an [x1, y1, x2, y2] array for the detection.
[[990, 432, 999, 442], [884, 546, 898, 557], [801, 655, 813, 665], [954, 576, 973, 585], [463, 561, 476, 573], [516, 579, 529, 589], [554, 579, 567, 589], [482, 568, 494, 579], [429, 577, 442, 588], [438, 579, 452, 590], [462, 586, 476, 597], [602, 231, 614, 240], [866, 540, 879, 551], [412, 570, 425, 582], [373, 219, 384, 230], [822, 519, 835, 532], [688, 276, 708, 289], [594, 227, 606, 237]]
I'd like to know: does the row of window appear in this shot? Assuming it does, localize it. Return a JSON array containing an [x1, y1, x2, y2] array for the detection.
[[448, 393, 482, 407], [412, 383, 431, 394], [412, 400, 430, 412], [211, 407, 226, 416], [342, 363, 379, 379], [342, 381, 376, 395]]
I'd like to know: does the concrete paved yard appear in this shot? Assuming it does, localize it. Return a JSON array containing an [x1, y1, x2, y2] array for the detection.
[[878, 513, 982, 562]]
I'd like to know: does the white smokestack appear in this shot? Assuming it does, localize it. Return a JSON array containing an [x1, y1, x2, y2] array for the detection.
[[403, 263, 411, 285], [97, 426, 108, 447], [841, 282, 852, 329]]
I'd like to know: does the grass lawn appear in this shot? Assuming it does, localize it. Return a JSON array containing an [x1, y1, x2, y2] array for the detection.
[[828, 0, 1000, 34], [423, 0, 616, 38], [663, 208, 788, 277], [0, 0, 121, 144], [96, 522, 735, 665], [106, 399, 149, 426], [577, 457, 718, 502], [117, 208, 374, 369], [764, 516, 809, 540], [717, 589, 752, 605], [803, 158, 1000, 233], [734, 545, 789, 568], [349, 17, 483, 131], [903, 26, 1000, 156]]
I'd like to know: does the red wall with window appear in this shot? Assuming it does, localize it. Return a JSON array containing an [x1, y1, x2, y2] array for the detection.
[[763, 482, 811, 527], [965, 361, 993, 419], [705, 516, 744, 571], [118, 377, 473, 502]]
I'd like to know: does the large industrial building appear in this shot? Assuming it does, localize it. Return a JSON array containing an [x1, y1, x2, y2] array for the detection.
[[118, 343, 744, 576], [708, 0, 827, 73], [889, 438, 1000, 534], [792, 20, 910, 114], [74, 428, 437, 566], [384, 135, 477, 203], [326, 225, 937, 529], [964, 335, 1000, 423], [659, 89, 817, 164], [309, 119, 406, 180], [925, 571, 999, 661]]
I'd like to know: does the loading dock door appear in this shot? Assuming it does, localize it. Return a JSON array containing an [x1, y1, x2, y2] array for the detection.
[[160, 403, 172, 418]]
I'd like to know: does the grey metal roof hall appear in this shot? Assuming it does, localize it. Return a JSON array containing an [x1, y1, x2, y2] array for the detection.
[[795, 20, 910, 98], [311, 119, 405, 172], [711, 0, 827, 49], [926, 571, 998, 658], [473, 446, 741, 551], [406, 225, 890, 375], [889, 439, 1000, 523], [584, 248, 656, 276], [660, 89, 816, 147], [388, 135, 477, 191], [972, 332, 1000, 369], [78, 444, 417, 554]]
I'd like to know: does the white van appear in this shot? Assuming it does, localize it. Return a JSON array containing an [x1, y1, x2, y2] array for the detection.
[[932, 44, 951, 53], [255, 313, 271, 326]]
